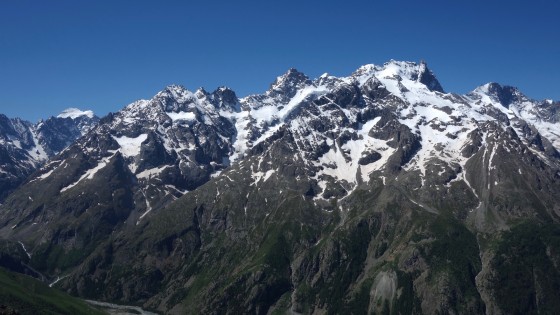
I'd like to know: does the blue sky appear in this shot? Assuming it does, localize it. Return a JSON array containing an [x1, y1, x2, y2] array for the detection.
[[1, 0, 559, 122]]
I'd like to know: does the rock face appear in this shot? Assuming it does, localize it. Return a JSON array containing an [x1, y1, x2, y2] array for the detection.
[[0, 110, 98, 201], [1, 60, 560, 314]]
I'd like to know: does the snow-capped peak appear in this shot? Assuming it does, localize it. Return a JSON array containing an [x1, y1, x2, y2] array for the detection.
[[211, 87, 240, 112], [417, 60, 445, 93], [471, 83, 526, 108], [269, 68, 311, 94], [195, 87, 208, 98], [57, 108, 95, 119], [352, 64, 376, 76], [156, 85, 193, 103], [348, 60, 444, 93], [376, 60, 421, 80]]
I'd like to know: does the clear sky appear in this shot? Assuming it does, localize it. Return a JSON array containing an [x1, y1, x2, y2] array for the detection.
[[1, 0, 559, 122]]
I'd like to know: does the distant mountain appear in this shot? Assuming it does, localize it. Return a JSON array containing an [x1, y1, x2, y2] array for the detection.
[[0, 109, 99, 200], [0, 61, 559, 314]]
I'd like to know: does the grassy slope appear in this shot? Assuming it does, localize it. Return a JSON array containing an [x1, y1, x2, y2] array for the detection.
[[0, 267, 106, 315]]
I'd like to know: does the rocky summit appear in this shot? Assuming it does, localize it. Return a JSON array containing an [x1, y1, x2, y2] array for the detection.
[[0, 60, 559, 314], [0, 109, 99, 201]]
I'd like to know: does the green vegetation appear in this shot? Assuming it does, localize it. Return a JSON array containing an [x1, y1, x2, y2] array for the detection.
[[423, 215, 481, 283], [412, 214, 485, 313], [340, 278, 373, 315], [322, 220, 372, 314], [0, 267, 106, 315], [393, 270, 422, 315], [492, 222, 560, 315], [292, 219, 374, 314], [269, 291, 292, 315]]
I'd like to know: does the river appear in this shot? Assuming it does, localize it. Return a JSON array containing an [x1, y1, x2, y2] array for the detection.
[[84, 300, 159, 315]]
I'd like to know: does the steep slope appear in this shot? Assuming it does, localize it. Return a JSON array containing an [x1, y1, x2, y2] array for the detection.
[[0, 266, 106, 315], [0, 110, 98, 201], [0, 87, 238, 278], [1, 60, 559, 314], [38, 108, 99, 156]]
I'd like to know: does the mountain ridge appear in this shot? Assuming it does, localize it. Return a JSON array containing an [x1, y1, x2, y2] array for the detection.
[[0, 109, 99, 201], [0, 60, 559, 314]]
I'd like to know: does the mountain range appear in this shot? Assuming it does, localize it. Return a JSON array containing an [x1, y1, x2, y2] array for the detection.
[[0, 108, 99, 201], [0, 60, 559, 314]]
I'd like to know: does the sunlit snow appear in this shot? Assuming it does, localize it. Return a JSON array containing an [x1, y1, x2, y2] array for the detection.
[[57, 108, 95, 119], [112, 134, 148, 157]]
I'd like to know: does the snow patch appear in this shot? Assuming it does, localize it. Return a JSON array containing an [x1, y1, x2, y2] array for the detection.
[[166, 111, 196, 122], [112, 134, 148, 158], [49, 275, 69, 287], [136, 165, 171, 179], [18, 241, 31, 259], [60, 154, 115, 193], [38, 169, 55, 180], [252, 170, 275, 185], [57, 108, 95, 119], [315, 117, 392, 187]]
